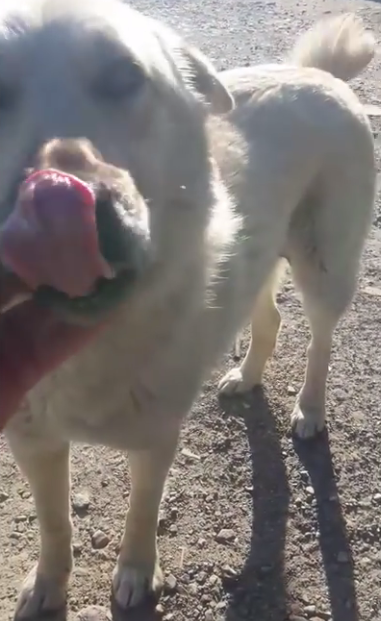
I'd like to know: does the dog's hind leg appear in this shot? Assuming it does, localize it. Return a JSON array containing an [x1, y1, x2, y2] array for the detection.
[[288, 265, 343, 440], [218, 262, 283, 395], [288, 163, 375, 439]]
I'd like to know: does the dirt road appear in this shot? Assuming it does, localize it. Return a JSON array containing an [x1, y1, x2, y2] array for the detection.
[[1, 1, 381, 620]]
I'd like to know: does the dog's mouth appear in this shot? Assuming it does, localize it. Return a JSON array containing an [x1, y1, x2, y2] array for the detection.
[[0, 167, 150, 431]]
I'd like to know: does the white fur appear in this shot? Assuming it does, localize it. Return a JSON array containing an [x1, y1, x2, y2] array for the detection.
[[0, 4, 375, 616]]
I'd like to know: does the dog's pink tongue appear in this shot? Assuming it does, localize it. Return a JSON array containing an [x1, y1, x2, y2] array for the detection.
[[0, 169, 113, 297]]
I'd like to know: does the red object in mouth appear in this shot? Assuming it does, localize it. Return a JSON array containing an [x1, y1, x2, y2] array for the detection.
[[0, 168, 113, 298], [0, 169, 114, 432], [0, 301, 106, 431]]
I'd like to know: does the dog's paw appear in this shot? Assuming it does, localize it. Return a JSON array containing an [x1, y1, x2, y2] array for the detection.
[[218, 367, 257, 395], [14, 565, 67, 620], [112, 561, 163, 610], [291, 401, 325, 439]]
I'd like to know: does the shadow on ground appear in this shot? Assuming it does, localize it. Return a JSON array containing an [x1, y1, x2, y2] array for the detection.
[[293, 432, 359, 621], [218, 388, 359, 621], [219, 388, 290, 621]]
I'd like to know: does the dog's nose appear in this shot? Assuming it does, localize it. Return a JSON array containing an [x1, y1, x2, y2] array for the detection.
[[34, 138, 103, 176]]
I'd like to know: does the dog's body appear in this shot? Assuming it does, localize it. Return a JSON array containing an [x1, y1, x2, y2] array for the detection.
[[0, 3, 376, 617]]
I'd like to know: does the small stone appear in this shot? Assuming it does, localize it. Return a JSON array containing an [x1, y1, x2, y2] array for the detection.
[[221, 564, 237, 578], [158, 515, 168, 531], [208, 574, 220, 587], [72, 492, 91, 512], [334, 388, 347, 402], [304, 605, 316, 616], [197, 571, 207, 584], [337, 551, 349, 563], [164, 574, 177, 593], [364, 285, 381, 296], [373, 493, 381, 503], [91, 530, 110, 549], [205, 611, 214, 621], [169, 524, 178, 535], [215, 528, 235, 543], [163, 614, 174, 621], [188, 582, 199, 596], [170, 507, 178, 520], [76, 605, 111, 621], [198, 537, 206, 548], [306, 486, 314, 496], [181, 447, 201, 460], [73, 541, 83, 555], [155, 604, 164, 614], [0, 492, 9, 502], [287, 385, 297, 395]]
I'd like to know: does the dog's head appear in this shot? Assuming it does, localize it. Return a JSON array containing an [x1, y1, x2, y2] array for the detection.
[[0, 0, 234, 426]]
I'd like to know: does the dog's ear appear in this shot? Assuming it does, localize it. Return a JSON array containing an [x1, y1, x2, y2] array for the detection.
[[180, 44, 234, 114], [151, 19, 234, 113]]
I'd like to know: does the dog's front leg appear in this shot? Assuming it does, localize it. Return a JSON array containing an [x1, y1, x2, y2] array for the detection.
[[112, 429, 180, 610], [6, 434, 72, 620]]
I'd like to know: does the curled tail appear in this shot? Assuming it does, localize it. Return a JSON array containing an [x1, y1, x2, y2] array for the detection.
[[289, 13, 375, 81]]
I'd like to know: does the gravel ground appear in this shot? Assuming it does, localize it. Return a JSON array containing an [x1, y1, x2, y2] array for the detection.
[[1, 1, 381, 620]]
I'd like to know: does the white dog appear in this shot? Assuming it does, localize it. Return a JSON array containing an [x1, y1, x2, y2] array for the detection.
[[0, 2, 376, 617]]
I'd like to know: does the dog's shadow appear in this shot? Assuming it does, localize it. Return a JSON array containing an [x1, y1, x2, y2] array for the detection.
[[219, 388, 290, 621], [293, 432, 359, 621], [219, 388, 359, 621]]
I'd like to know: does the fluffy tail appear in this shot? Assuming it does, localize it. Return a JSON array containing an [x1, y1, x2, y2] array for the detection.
[[289, 13, 375, 81]]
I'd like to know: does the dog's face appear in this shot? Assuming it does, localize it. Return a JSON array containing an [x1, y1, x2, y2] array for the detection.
[[0, 0, 233, 427]]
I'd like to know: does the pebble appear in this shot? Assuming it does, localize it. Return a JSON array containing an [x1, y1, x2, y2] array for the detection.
[[215, 528, 235, 543], [0, 492, 9, 502], [181, 448, 201, 460], [334, 388, 348, 402], [188, 582, 199, 596], [306, 486, 314, 496], [221, 564, 237, 578], [287, 385, 298, 395], [165, 573, 177, 593], [72, 492, 91, 512], [304, 605, 316, 615], [91, 530, 110, 549], [197, 571, 207, 584], [373, 493, 381, 503], [76, 605, 111, 621], [208, 574, 220, 587], [73, 541, 83, 555], [205, 610, 214, 621], [170, 507, 178, 520]]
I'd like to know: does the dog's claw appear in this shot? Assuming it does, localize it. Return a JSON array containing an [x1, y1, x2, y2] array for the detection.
[[14, 565, 67, 620], [112, 562, 163, 610], [291, 401, 325, 439], [218, 367, 258, 395]]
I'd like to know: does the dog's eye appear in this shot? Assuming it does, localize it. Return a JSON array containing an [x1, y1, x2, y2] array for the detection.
[[93, 59, 145, 101]]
